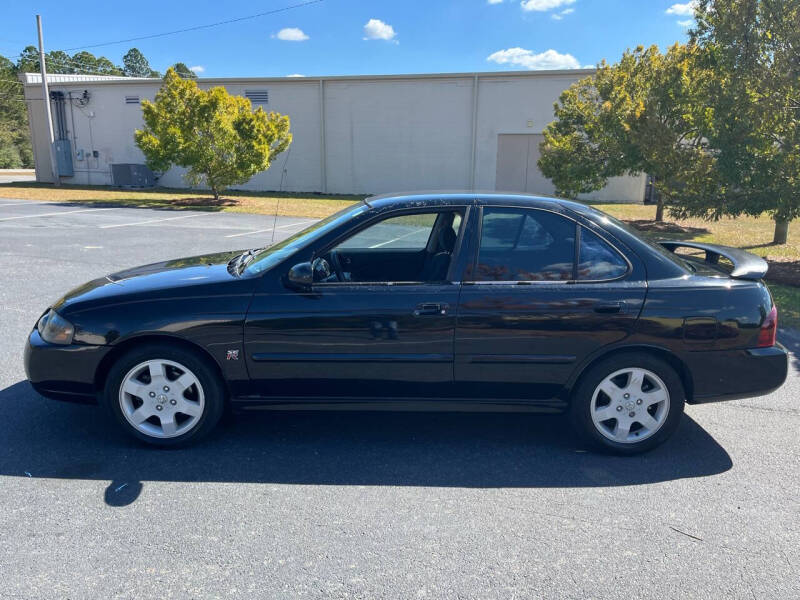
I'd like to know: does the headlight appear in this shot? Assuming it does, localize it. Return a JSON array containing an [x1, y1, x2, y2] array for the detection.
[[37, 309, 75, 345]]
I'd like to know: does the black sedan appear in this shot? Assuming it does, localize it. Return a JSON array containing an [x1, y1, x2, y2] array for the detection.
[[25, 192, 788, 453]]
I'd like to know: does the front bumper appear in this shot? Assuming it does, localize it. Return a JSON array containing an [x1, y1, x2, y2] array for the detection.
[[24, 329, 111, 404], [687, 343, 789, 404]]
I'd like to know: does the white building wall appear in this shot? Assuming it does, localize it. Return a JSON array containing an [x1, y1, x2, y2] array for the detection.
[[24, 71, 645, 202]]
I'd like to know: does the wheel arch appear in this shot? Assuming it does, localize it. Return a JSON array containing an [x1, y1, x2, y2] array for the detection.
[[94, 334, 227, 395], [565, 344, 694, 403]]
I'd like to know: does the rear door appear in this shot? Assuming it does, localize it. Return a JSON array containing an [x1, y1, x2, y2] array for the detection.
[[454, 206, 646, 401]]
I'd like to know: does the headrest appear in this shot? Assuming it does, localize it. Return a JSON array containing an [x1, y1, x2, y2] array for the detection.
[[438, 227, 457, 252]]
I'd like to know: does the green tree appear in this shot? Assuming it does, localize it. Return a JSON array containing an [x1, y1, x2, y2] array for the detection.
[[0, 54, 33, 168], [538, 44, 710, 222], [170, 62, 197, 79], [123, 48, 158, 78], [680, 0, 800, 244], [135, 68, 292, 199]]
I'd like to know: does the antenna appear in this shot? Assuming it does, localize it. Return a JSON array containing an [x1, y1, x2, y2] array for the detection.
[[269, 196, 280, 245], [270, 145, 292, 245]]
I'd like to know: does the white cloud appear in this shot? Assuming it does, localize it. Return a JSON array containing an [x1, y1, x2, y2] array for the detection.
[[275, 27, 309, 42], [665, 1, 697, 16], [551, 6, 574, 19], [488, 0, 503, 4], [189, 65, 204, 74], [521, 0, 576, 12], [363, 19, 397, 42], [487, 47, 581, 70], [287, 74, 305, 77], [561, 7, 574, 14], [677, 18, 694, 27]]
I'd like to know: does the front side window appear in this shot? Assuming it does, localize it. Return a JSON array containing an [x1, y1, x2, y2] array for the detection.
[[337, 213, 438, 250], [472, 208, 575, 282], [577, 228, 628, 280], [316, 210, 464, 283]]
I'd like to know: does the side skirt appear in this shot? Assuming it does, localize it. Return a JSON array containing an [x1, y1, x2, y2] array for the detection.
[[231, 397, 567, 414]]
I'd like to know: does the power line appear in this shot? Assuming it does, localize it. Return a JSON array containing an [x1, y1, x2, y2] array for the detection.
[[4, 0, 324, 64], [61, 0, 324, 52]]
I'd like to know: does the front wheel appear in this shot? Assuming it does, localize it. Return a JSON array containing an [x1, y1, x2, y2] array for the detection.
[[569, 354, 685, 454], [103, 344, 225, 447]]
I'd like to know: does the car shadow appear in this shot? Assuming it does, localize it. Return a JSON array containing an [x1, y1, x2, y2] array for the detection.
[[0, 381, 732, 507]]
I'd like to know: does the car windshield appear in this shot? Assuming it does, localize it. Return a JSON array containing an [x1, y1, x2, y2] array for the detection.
[[243, 202, 369, 275]]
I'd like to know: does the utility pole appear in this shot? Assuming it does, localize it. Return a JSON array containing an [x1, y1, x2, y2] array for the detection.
[[37, 14, 60, 186]]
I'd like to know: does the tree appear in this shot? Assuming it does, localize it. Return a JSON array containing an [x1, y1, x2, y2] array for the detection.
[[123, 48, 158, 78], [170, 62, 197, 79], [680, 0, 800, 244], [538, 44, 710, 222], [135, 68, 292, 199], [0, 55, 33, 168]]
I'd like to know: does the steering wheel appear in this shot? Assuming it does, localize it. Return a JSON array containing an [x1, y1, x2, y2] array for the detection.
[[329, 249, 346, 282]]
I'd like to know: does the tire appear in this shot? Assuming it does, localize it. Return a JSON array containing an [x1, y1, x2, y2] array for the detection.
[[102, 343, 226, 447], [569, 353, 685, 455]]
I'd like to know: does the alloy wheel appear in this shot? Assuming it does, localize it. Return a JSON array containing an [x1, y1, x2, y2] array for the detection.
[[118, 359, 205, 439], [589, 367, 670, 444]]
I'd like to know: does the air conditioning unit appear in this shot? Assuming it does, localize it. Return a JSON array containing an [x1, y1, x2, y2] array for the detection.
[[111, 163, 155, 188]]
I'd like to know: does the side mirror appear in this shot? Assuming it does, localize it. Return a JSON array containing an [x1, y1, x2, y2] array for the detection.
[[286, 262, 313, 290]]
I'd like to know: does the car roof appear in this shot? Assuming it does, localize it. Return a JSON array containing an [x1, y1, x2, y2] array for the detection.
[[365, 191, 589, 212]]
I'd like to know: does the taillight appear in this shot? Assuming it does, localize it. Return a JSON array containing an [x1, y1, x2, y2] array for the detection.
[[757, 305, 778, 348]]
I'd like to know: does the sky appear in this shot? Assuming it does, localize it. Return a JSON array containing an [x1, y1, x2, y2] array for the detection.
[[1, 0, 697, 78]]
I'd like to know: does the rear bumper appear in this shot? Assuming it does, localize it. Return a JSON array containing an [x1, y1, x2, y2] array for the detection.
[[687, 343, 789, 404], [24, 329, 110, 404]]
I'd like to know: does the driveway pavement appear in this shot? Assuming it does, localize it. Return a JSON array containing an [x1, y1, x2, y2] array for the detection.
[[0, 197, 797, 599]]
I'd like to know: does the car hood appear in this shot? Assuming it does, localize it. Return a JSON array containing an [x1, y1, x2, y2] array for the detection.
[[53, 250, 249, 314]]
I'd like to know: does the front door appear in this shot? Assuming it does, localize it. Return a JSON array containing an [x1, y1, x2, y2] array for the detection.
[[243, 208, 468, 401], [454, 207, 646, 402]]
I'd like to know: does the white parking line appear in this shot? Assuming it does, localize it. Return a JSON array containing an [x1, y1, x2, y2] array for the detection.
[[370, 229, 422, 248], [0, 202, 53, 208], [224, 221, 310, 238], [0, 207, 113, 222], [99, 213, 209, 229]]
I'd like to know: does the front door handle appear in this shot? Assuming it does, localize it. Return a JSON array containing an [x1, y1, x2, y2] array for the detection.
[[414, 302, 448, 316], [593, 301, 625, 314]]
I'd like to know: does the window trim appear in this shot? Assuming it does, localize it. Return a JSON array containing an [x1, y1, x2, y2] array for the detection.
[[311, 206, 470, 287], [465, 205, 632, 285]]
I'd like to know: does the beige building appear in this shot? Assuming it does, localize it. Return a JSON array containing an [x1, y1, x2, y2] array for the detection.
[[22, 70, 645, 201]]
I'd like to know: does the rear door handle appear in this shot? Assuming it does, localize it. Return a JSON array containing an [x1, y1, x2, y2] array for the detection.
[[414, 303, 448, 316], [593, 301, 625, 314]]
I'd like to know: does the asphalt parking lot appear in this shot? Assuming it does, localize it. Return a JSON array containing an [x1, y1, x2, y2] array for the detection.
[[0, 197, 798, 598]]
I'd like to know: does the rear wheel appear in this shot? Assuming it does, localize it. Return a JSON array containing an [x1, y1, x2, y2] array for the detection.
[[569, 354, 685, 454], [103, 344, 225, 447]]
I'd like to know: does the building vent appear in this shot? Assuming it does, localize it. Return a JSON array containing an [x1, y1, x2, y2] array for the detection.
[[125, 95, 140, 104], [245, 89, 269, 104]]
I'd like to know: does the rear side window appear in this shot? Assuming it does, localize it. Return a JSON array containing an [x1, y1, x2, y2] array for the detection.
[[577, 228, 628, 280], [472, 208, 576, 281]]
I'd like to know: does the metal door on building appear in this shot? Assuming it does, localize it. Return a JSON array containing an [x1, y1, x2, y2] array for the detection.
[[495, 134, 556, 196]]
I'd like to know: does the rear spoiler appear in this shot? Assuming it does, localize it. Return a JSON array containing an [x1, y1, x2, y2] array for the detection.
[[659, 240, 768, 280]]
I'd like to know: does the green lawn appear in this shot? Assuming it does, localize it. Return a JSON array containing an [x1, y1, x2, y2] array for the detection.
[[0, 182, 363, 219]]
